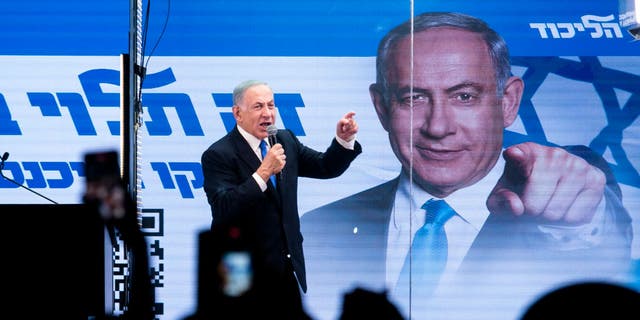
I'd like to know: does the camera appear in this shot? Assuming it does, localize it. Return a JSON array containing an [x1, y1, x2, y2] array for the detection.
[[619, 0, 640, 40]]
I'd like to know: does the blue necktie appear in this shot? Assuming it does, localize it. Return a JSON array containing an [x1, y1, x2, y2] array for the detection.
[[259, 140, 277, 187], [395, 199, 456, 304]]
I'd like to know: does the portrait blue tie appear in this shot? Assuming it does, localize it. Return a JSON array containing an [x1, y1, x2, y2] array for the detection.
[[395, 199, 456, 304], [259, 140, 277, 187]]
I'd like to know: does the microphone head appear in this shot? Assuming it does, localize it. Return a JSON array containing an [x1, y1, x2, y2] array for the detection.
[[266, 125, 278, 136], [1, 152, 8, 161]]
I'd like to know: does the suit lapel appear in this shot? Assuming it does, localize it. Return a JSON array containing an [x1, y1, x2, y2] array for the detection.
[[230, 127, 261, 169], [229, 127, 282, 207]]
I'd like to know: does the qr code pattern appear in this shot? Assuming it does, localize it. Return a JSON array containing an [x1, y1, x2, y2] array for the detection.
[[111, 208, 165, 318]]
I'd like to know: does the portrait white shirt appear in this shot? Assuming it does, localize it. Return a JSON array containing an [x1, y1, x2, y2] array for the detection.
[[384, 152, 608, 291], [384, 156, 504, 290]]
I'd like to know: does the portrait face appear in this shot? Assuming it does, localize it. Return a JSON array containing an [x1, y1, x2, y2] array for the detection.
[[233, 84, 277, 140], [371, 27, 521, 197]]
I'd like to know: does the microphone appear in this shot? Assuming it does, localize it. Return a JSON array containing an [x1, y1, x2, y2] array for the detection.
[[266, 125, 282, 183], [0, 152, 8, 170], [0, 152, 59, 204]]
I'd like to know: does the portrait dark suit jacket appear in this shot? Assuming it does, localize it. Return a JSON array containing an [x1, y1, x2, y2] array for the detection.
[[201, 125, 362, 293], [300, 145, 633, 318]]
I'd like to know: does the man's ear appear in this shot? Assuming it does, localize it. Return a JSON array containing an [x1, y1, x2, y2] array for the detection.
[[370, 83, 390, 132], [501, 76, 524, 127], [232, 105, 241, 121]]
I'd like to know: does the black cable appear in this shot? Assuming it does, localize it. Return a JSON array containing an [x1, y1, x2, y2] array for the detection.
[[144, 0, 171, 71], [138, 0, 171, 105]]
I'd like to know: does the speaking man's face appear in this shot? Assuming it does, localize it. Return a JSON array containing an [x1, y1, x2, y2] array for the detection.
[[372, 27, 519, 197], [233, 84, 277, 140]]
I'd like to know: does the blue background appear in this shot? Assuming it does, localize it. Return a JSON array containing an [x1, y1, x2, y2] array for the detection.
[[1, 0, 637, 56]]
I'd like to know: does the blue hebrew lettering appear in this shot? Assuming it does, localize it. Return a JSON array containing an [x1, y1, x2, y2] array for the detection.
[[0, 162, 24, 188], [69, 161, 84, 177], [141, 68, 204, 136], [151, 162, 174, 189], [28, 92, 61, 116], [40, 162, 74, 188], [143, 93, 204, 136], [0, 94, 21, 135], [22, 162, 47, 188], [57, 93, 97, 135], [211, 93, 235, 132], [79, 69, 120, 135], [150, 162, 203, 198], [274, 93, 305, 136], [168, 162, 203, 199], [28, 91, 97, 135]]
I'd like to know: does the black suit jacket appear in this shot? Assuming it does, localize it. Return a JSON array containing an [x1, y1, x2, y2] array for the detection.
[[201, 126, 361, 293], [300, 145, 633, 319]]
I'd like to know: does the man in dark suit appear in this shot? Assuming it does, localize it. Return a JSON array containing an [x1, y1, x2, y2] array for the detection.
[[201, 80, 361, 319], [301, 12, 633, 320]]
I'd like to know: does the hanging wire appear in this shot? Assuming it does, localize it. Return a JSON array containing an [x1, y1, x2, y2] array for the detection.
[[138, 0, 171, 108]]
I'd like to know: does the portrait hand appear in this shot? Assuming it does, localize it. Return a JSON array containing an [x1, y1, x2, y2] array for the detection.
[[336, 111, 358, 142], [486, 142, 606, 225]]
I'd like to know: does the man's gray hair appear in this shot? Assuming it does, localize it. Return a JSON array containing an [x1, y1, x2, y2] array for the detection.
[[233, 80, 270, 106], [376, 12, 511, 104]]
